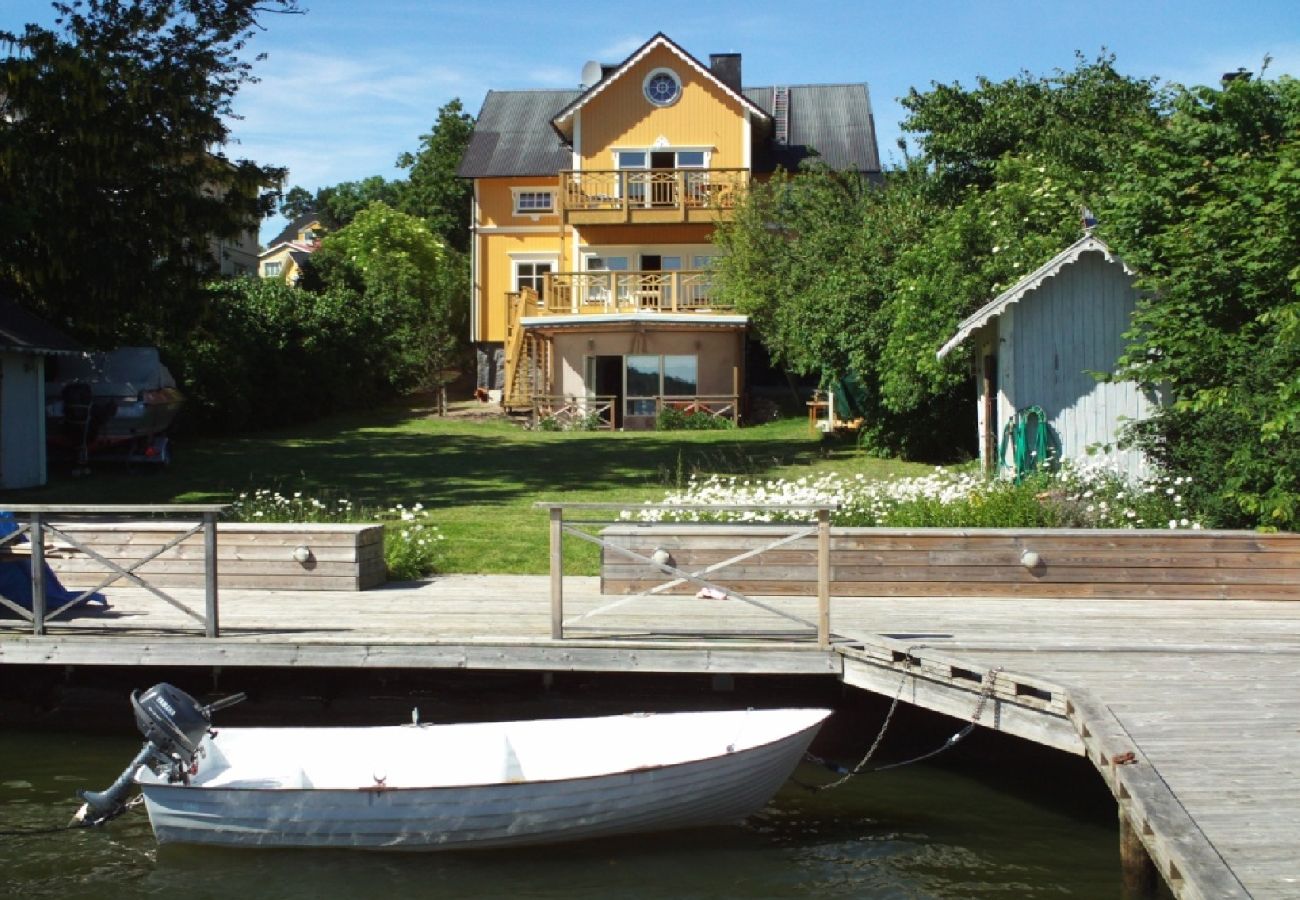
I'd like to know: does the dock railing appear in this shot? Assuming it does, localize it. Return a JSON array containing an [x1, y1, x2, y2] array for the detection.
[[536, 502, 836, 646], [0, 504, 229, 637]]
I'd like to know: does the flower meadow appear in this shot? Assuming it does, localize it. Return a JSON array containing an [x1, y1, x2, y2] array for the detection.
[[628, 456, 1203, 529], [228, 489, 446, 580]]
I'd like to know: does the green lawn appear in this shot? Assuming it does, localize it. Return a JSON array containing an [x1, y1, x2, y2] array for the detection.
[[16, 399, 933, 574]]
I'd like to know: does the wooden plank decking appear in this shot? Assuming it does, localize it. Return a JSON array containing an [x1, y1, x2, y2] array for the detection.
[[2, 576, 1297, 899]]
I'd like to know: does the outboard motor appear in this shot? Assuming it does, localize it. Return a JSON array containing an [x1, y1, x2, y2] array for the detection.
[[75, 683, 245, 826]]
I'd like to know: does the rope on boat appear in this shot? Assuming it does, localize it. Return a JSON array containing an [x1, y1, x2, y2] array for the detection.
[[799, 659, 1004, 791]]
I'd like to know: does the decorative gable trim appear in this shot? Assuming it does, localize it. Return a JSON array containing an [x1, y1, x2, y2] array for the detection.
[[936, 233, 1135, 359], [551, 33, 770, 135]]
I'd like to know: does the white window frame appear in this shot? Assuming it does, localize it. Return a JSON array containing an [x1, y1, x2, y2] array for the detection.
[[612, 147, 712, 203], [510, 252, 560, 303], [642, 67, 682, 108], [263, 260, 283, 277], [511, 187, 556, 218]]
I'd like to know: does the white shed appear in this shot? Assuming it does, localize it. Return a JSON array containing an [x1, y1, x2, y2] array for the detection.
[[937, 233, 1158, 479], [0, 299, 83, 489]]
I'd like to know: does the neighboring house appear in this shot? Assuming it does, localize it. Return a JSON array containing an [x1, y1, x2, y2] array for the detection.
[[258, 213, 323, 283], [937, 233, 1159, 478], [200, 166, 265, 277], [208, 228, 259, 277], [0, 298, 83, 488], [459, 33, 881, 427]]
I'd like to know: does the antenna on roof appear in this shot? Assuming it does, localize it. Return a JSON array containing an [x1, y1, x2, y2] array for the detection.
[[580, 60, 602, 90]]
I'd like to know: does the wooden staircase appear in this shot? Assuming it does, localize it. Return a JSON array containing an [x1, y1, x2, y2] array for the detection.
[[503, 289, 550, 411]]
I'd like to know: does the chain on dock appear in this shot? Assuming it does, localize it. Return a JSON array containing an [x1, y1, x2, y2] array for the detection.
[[802, 655, 1004, 790]]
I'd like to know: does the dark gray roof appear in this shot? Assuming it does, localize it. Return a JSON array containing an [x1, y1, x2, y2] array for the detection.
[[458, 90, 580, 179], [269, 211, 321, 247], [458, 84, 879, 178], [0, 298, 83, 356], [745, 84, 881, 174]]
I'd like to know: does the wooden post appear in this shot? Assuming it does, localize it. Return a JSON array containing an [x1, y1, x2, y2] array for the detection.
[[732, 365, 740, 426], [203, 510, 220, 638], [816, 508, 831, 647], [30, 512, 45, 636], [1119, 810, 1160, 898], [982, 353, 998, 473], [549, 506, 564, 640]]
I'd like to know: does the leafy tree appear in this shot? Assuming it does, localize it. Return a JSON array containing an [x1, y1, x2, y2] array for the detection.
[[879, 55, 1160, 409], [317, 176, 405, 228], [306, 202, 468, 392], [1103, 73, 1300, 527], [717, 56, 1160, 459], [714, 165, 971, 459], [278, 185, 316, 220], [0, 0, 298, 346], [397, 98, 475, 251], [901, 54, 1159, 200]]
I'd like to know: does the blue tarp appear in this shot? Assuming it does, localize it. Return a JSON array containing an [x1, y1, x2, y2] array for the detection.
[[0, 512, 107, 616]]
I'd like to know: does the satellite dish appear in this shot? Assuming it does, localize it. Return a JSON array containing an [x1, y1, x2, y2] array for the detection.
[[580, 60, 602, 89]]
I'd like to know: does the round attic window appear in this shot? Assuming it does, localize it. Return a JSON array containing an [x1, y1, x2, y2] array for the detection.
[[643, 68, 681, 107]]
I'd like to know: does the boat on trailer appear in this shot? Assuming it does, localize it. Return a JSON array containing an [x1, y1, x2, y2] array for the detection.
[[78, 684, 830, 851], [46, 347, 182, 467]]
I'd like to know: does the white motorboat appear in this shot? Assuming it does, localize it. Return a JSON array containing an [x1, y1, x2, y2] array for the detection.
[[78, 684, 830, 851]]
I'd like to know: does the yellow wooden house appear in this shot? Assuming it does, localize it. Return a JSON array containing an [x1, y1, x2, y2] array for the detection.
[[258, 213, 323, 284], [459, 33, 880, 428]]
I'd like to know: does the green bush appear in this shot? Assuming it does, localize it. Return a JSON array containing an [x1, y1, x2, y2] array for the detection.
[[656, 406, 736, 431]]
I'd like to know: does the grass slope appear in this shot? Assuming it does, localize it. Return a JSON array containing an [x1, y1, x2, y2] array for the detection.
[[16, 399, 933, 574]]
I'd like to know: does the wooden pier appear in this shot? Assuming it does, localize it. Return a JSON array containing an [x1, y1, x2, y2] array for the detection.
[[2, 575, 1297, 899]]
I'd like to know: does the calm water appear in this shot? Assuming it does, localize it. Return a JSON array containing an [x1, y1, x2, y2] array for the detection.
[[0, 723, 1120, 899]]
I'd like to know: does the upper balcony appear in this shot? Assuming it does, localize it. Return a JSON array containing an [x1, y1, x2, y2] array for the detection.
[[558, 168, 748, 226]]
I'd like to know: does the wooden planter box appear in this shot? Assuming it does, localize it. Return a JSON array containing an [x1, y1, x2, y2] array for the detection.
[[47, 521, 386, 591], [600, 525, 1300, 601]]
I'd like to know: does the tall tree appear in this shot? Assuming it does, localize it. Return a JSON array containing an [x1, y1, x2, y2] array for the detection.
[[714, 55, 1160, 457], [878, 55, 1161, 410], [1103, 73, 1300, 527], [397, 98, 475, 252], [305, 202, 467, 392], [278, 185, 316, 220], [317, 176, 404, 229], [0, 0, 298, 346]]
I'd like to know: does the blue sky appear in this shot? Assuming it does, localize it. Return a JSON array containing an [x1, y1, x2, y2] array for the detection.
[[4, 0, 1297, 244]]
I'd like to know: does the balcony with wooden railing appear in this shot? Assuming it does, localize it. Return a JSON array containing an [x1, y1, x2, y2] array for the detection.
[[532, 270, 734, 317], [558, 169, 748, 225]]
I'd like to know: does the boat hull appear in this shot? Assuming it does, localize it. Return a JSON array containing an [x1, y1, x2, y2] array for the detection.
[[137, 710, 828, 851]]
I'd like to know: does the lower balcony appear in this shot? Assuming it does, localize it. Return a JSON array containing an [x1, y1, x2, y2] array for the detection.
[[532, 270, 731, 316], [530, 394, 739, 431]]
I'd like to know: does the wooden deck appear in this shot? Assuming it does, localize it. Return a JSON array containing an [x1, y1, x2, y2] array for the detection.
[[2, 576, 1297, 899]]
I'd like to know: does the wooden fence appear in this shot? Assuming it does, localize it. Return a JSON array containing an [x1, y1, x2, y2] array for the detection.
[[600, 526, 1300, 601], [48, 521, 385, 592], [1, 504, 227, 636]]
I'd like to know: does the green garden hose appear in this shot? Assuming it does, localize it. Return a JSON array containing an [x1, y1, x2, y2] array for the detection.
[[998, 406, 1055, 482]]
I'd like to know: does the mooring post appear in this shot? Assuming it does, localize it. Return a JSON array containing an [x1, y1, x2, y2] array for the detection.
[[30, 512, 46, 636], [1119, 808, 1160, 898], [203, 510, 220, 638], [816, 507, 830, 647], [549, 506, 564, 640]]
